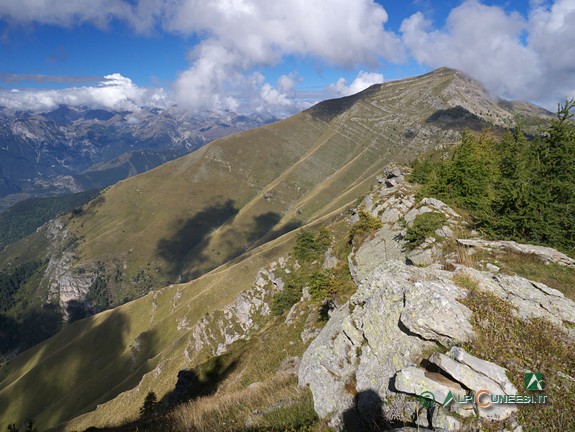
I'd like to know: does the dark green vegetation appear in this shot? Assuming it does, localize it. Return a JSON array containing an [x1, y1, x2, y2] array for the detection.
[[272, 227, 354, 316], [348, 211, 382, 245], [411, 100, 575, 255], [404, 212, 447, 250], [0, 261, 64, 355], [0, 190, 99, 249], [457, 276, 575, 432], [4, 420, 38, 432]]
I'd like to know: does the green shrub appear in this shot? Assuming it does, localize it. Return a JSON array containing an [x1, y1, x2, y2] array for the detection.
[[308, 270, 330, 300], [348, 211, 382, 244], [271, 273, 303, 316], [293, 229, 330, 262], [404, 212, 447, 250]]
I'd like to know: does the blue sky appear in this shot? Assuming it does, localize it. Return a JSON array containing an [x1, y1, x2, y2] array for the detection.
[[0, 1, 573, 115]]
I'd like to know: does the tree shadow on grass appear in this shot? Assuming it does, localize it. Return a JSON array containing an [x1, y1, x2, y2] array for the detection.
[[84, 355, 238, 432], [161, 355, 238, 407]]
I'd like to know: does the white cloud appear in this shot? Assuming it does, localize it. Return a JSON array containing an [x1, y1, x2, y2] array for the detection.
[[5, 0, 574, 113], [328, 71, 384, 97], [400, 0, 575, 107], [1, 0, 403, 112], [251, 73, 311, 116], [0, 74, 168, 112], [167, 0, 402, 111]]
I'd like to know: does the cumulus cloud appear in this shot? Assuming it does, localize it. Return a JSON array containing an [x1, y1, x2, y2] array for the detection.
[[0, 74, 168, 112], [400, 0, 575, 106], [328, 71, 384, 97], [1, 0, 402, 112], [6, 0, 574, 113], [0, 0, 164, 32], [168, 0, 402, 111], [251, 73, 312, 116]]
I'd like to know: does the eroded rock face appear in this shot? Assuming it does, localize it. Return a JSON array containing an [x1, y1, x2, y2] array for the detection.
[[43, 218, 94, 319], [187, 259, 287, 359]]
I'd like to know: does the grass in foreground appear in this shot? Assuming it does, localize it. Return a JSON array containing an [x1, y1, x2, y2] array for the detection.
[[458, 282, 575, 431]]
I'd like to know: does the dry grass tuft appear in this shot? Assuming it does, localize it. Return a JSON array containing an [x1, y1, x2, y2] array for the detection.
[[168, 374, 317, 431], [460, 288, 575, 431]]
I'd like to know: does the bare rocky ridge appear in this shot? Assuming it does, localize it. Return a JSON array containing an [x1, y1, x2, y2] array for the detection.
[[298, 168, 575, 431]]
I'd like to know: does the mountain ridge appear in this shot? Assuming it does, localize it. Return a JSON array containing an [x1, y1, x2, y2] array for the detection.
[[0, 67, 560, 431], [0, 106, 274, 212]]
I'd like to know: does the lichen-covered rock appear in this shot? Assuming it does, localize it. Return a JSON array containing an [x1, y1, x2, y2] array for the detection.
[[322, 247, 339, 270], [457, 238, 575, 268], [428, 351, 517, 421], [400, 280, 474, 347], [299, 254, 575, 430], [299, 261, 476, 429], [455, 267, 575, 330], [349, 229, 405, 283], [448, 347, 517, 396], [394, 366, 466, 404]]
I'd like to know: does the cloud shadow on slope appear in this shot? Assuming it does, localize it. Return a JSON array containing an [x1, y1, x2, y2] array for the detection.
[[156, 199, 239, 281], [0, 309, 162, 431], [157, 201, 302, 283], [426, 106, 487, 131]]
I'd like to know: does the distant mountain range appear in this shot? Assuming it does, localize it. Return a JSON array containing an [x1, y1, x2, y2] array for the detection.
[[0, 105, 275, 211]]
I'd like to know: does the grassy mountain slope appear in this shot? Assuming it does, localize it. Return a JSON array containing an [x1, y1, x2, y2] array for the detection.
[[1, 68, 550, 290], [0, 68, 554, 430], [0, 228, 297, 430]]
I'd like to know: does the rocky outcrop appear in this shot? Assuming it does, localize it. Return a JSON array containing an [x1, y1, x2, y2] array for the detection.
[[43, 218, 94, 319], [186, 259, 287, 359], [299, 167, 575, 431], [457, 238, 575, 268], [299, 257, 575, 430], [349, 165, 461, 283]]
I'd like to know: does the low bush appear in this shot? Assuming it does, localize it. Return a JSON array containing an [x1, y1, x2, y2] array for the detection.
[[348, 211, 382, 244], [404, 212, 446, 250]]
